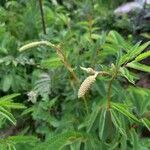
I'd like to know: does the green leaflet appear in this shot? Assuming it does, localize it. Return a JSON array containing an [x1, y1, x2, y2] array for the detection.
[[103, 31, 130, 58], [0, 106, 16, 125], [99, 108, 107, 139], [0, 100, 26, 109], [84, 136, 108, 150], [119, 67, 136, 84], [0, 93, 20, 101], [34, 131, 86, 150], [120, 135, 127, 150], [70, 141, 81, 150], [141, 118, 150, 131], [119, 41, 150, 65], [0, 93, 25, 124], [127, 86, 150, 116], [7, 135, 39, 144], [129, 129, 139, 150], [107, 31, 128, 49], [134, 50, 150, 62], [86, 99, 105, 133], [110, 109, 126, 136], [0, 93, 25, 109], [87, 104, 100, 133], [40, 57, 62, 68], [119, 42, 141, 65], [0, 135, 38, 150], [111, 102, 140, 123], [126, 62, 150, 73]]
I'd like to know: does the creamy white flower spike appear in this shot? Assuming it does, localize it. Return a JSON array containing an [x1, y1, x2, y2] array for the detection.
[[19, 41, 55, 52], [78, 72, 98, 98]]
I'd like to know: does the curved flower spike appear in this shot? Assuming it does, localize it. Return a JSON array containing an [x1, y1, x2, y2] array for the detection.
[[78, 72, 98, 98]]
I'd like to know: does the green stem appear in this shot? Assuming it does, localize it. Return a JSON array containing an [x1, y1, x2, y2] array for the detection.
[[83, 97, 89, 114], [39, 0, 46, 34], [107, 69, 117, 109], [88, 15, 93, 42], [107, 78, 114, 109], [106, 67, 118, 140]]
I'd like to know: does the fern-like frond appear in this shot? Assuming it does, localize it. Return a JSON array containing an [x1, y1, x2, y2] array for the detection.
[[0, 94, 26, 125], [34, 73, 51, 98], [34, 131, 87, 150]]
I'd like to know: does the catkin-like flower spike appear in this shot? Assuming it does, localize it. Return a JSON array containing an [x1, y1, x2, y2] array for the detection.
[[19, 41, 55, 52], [80, 66, 96, 75], [78, 72, 98, 98]]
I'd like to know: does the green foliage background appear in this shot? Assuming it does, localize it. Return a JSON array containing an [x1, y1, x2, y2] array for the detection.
[[0, 0, 150, 150]]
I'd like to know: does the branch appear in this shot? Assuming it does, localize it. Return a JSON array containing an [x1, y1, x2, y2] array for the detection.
[[39, 0, 46, 34]]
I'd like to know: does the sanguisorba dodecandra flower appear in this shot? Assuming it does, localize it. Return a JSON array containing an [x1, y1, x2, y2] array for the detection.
[[27, 90, 37, 103], [78, 72, 98, 98]]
